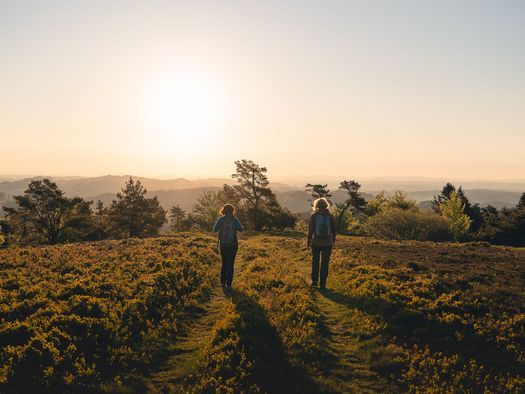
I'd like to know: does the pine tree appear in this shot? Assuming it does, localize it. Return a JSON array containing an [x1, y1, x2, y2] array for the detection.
[[304, 184, 331, 202], [169, 205, 186, 231], [335, 180, 367, 233], [232, 159, 273, 230], [108, 178, 166, 238], [2, 179, 92, 244], [438, 191, 471, 241]]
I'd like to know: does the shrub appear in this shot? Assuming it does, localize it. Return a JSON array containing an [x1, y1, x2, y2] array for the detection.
[[364, 208, 451, 241]]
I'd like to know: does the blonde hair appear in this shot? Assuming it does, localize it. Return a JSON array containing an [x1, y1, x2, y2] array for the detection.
[[220, 204, 235, 215], [312, 197, 330, 211]]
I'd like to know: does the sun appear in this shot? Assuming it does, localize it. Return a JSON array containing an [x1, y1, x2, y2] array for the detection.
[[142, 71, 227, 157]]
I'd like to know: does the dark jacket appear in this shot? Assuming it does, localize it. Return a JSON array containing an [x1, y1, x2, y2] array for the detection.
[[307, 209, 336, 247], [213, 214, 244, 247]]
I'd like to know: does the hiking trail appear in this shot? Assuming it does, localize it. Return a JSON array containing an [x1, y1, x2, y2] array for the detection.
[[289, 245, 394, 393], [145, 287, 228, 393]]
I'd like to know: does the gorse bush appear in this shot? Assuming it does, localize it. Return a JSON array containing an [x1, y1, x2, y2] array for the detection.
[[0, 234, 217, 392], [189, 237, 325, 393], [364, 208, 451, 241], [328, 238, 525, 392]]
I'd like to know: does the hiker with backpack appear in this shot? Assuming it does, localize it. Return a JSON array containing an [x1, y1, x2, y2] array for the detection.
[[213, 204, 244, 289], [307, 198, 336, 289]]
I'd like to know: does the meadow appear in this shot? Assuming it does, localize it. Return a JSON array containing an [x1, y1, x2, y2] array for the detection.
[[1, 233, 524, 393]]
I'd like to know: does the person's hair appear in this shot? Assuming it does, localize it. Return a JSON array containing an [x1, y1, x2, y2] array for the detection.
[[312, 197, 330, 211], [220, 204, 235, 215]]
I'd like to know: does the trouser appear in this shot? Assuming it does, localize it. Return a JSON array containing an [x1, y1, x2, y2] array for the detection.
[[311, 246, 332, 286], [220, 245, 238, 286]]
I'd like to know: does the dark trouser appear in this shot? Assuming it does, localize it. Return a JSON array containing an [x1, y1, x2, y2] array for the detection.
[[311, 246, 332, 287], [220, 245, 238, 286]]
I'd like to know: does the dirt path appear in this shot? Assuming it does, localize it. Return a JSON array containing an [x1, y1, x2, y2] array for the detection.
[[145, 288, 229, 393], [310, 288, 393, 393], [288, 248, 394, 393]]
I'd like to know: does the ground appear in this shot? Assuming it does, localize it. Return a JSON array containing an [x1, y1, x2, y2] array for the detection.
[[1, 233, 524, 393]]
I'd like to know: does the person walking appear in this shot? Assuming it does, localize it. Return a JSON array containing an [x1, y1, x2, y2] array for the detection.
[[307, 198, 336, 289], [213, 204, 244, 289]]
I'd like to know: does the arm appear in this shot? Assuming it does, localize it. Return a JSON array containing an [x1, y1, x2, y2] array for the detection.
[[212, 217, 222, 232], [307, 214, 314, 247], [234, 217, 244, 232], [330, 214, 336, 244]]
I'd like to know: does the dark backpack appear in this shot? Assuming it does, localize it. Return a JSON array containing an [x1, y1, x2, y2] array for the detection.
[[219, 216, 236, 246], [315, 214, 331, 239]]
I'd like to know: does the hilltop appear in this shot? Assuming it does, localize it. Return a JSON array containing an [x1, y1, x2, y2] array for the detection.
[[0, 233, 524, 393]]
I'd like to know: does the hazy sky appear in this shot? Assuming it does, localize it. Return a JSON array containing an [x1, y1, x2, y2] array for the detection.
[[1, 1, 524, 180]]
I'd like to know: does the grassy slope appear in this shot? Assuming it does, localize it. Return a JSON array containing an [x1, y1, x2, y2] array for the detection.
[[2, 233, 525, 393]]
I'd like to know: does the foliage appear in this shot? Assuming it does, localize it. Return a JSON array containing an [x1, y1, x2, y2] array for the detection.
[[188, 191, 223, 230], [304, 184, 331, 202], [335, 180, 367, 233], [107, 178, 166, 238], [189, 237, 325, 392], [364, 191, 388, 217], [0, 234, 217, 392], [2, 179, 94, 245], [365, 208, 451, 241], [169, 204, 188, 231], [261, 194, 298, 231], [92, 200, 110, 241], [231, 160, 274, 231], [438, 191, 472, 241], [385, 191, 417, 211], [475, 197, 525, 247], [433, 183, 483, 232], [327, 237, 525, 393]]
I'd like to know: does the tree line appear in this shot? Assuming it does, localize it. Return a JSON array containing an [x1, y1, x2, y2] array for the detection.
[[304, 181, 525, 246], [0, 160, 297, 246], [1, 160, 524, 247]]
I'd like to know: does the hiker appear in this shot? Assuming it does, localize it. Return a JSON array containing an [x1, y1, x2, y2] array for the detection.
[[307, 198, 336, 289], [213, 204, 244, 289]]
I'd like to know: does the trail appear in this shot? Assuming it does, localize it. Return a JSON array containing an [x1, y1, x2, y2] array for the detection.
[[290, 248, 394, 393], [145, 287, 229, 393]]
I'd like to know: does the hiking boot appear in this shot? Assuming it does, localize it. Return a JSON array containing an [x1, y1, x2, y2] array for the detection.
[[310, 282, 318, 287]]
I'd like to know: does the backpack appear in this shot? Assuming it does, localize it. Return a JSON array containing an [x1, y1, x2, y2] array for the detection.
[[315, 214, 331, 239], [219, 216, 236, 246]]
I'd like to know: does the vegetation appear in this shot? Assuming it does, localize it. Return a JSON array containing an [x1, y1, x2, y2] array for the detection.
[[107, 178, 166, 238], [334, 180, 367, 233], [2, 163, 524, 248], [365, 208, 451, 241], [2, 179, 93, 244], [304, 184, 331, 202], [169, 205, 187, 231], [0, 234, 218, 392], [1, 233, 524, 392]]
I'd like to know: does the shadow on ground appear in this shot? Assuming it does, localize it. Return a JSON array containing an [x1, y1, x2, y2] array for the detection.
[[224, 288, 327, 394]]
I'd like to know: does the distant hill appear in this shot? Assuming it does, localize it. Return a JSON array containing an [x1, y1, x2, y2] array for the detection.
[[0, 176, 237, 198], [407, 189, 523, 209]]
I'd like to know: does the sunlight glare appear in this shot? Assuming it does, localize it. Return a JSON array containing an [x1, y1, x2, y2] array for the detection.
[[142, 71, 227, 158]]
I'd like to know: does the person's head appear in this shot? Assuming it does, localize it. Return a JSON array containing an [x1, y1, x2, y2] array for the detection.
[[312, 197, 330, 212], [220, 204, 235, 215]]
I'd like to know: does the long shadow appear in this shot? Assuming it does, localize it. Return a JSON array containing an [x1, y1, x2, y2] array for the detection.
[[318, 288, 525, 376], [225, 288, 327, 394]]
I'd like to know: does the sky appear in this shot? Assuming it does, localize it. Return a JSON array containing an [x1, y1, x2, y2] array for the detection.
[[1, 0, 524, 180]]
